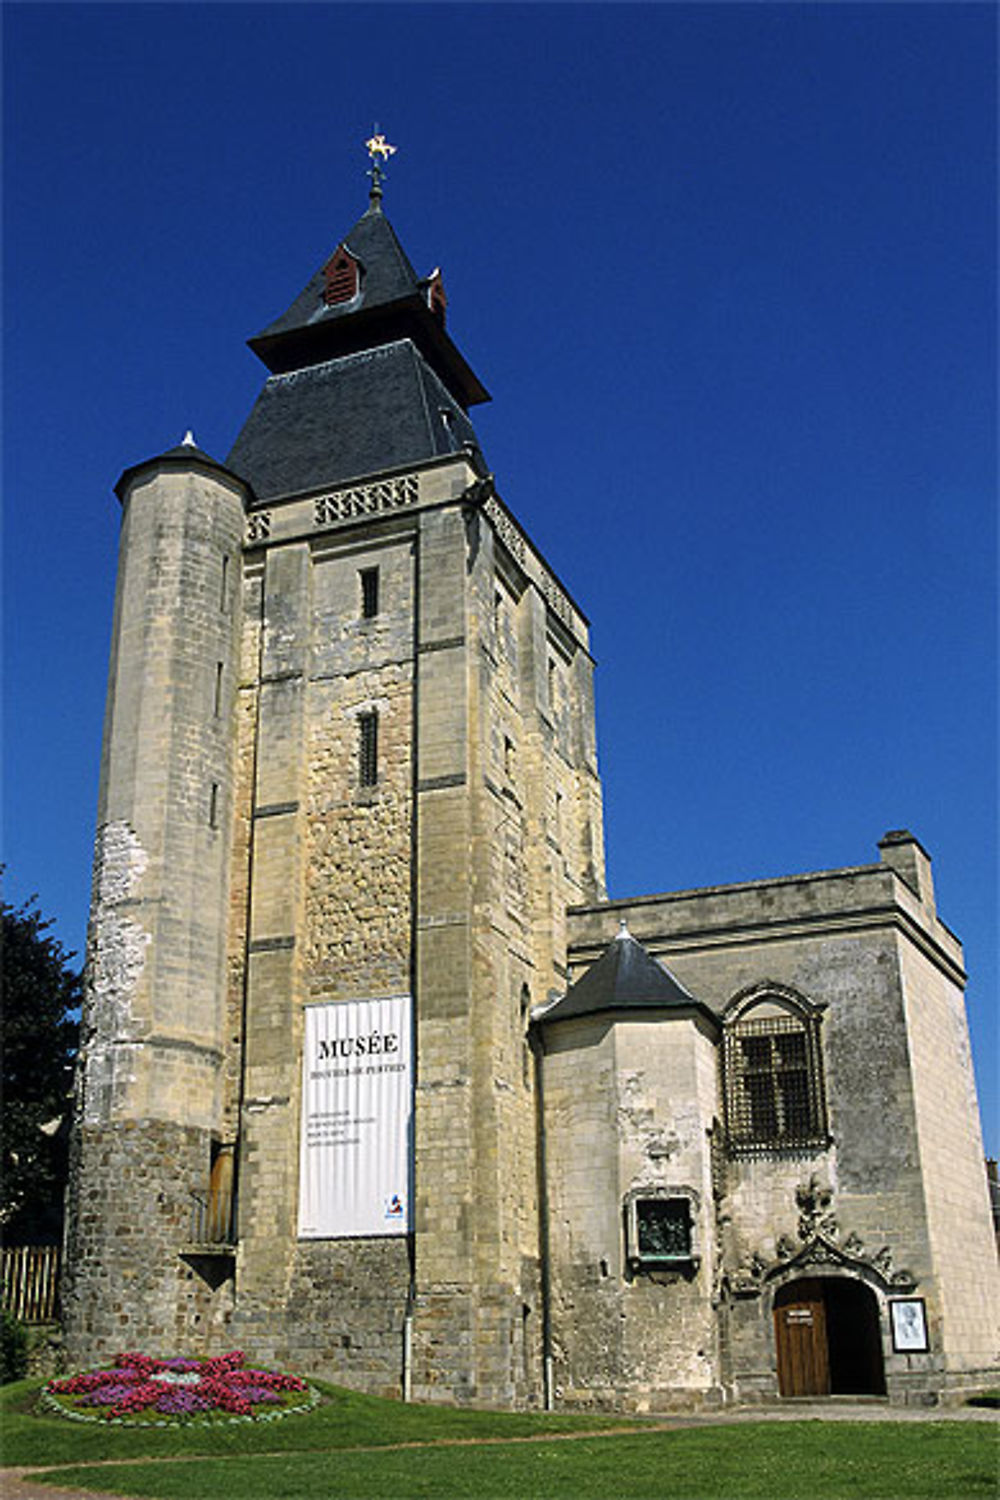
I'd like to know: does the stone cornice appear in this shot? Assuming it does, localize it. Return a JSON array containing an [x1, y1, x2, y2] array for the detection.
[[568, 872, 966, 990]]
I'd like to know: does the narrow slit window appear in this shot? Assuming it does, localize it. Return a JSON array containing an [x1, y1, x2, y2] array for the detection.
[[220, 555, 229, 612], [209, 782, 219, 829], [360, 567, 379, 619], [359, 711, 378, 787], [213, 662, 223, 717]]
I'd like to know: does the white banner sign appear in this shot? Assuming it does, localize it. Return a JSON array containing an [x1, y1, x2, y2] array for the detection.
[[297, 996, 412, 1239]]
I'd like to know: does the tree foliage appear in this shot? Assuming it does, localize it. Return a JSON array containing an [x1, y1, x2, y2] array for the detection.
[[1, 884, 81, 1242]]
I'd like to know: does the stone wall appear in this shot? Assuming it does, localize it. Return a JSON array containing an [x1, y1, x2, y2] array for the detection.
[[541, 1011, 722, 1409], [63, 1121, 234, 1363], [65, 456, 247, 1369], [565, 836, 997, 1403]]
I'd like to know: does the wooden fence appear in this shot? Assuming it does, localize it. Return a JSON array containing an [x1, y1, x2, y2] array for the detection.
[[1, 1244, 60, 1323]]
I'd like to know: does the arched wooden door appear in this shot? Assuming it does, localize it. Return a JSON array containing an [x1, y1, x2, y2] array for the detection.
[[774, 1276, 886, 1397], [774, 1278, 829, 1396]]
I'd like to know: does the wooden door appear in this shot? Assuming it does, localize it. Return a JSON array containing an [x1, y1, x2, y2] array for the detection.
[[774, 1281, 830, 1396]]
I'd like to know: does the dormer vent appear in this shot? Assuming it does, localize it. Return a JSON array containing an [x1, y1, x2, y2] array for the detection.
[[322, 245, 361, 306]]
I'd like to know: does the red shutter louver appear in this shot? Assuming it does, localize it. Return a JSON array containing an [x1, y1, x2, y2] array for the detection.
[[322, 247, 360, 306]]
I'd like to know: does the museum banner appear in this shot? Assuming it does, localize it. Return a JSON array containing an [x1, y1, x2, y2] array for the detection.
[[297, 995, 413, 1239]]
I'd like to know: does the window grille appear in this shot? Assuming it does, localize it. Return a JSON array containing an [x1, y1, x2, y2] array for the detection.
[[359, 711, 378, 787], [360, 567, 379, 619], [723, 1008, 826, 1154]]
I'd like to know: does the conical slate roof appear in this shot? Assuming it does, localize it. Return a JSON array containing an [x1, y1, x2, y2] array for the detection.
[[115, 434, 251, 503], [536, 926, 717, 1028]]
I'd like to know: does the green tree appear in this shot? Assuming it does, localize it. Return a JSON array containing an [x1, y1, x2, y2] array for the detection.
[[1, 885, 80, 1243]]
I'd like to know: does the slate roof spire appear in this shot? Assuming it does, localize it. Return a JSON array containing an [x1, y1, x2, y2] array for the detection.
[[226, 147, 490, 501]]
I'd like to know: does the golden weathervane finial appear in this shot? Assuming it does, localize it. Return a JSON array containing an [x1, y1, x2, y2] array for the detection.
[[365, 129, 397, 204]]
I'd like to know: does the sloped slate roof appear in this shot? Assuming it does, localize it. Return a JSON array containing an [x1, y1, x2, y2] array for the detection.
[[254, 203, 422, 341], [115, 440, 252, 504], [536, 929, 717, 1028], [227, 339, 481, 502], [245, 203, 489, 409]]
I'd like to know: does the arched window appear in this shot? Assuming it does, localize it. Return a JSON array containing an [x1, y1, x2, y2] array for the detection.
[[722, 986, 827, 1154]]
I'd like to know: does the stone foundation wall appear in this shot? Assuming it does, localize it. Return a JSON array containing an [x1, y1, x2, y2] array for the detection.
[[62, 1121, 234, 1368]]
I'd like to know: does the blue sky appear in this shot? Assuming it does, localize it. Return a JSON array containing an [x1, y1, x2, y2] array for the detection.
[[4, 3, 997, 1151]]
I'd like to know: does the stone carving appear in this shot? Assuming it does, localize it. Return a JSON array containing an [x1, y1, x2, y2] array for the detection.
[[246, 510, 272, 543], [729, 1252, 767, 1294], [725, 1177, 917, 1298], [479, 489, 575, 628], [796, 1174, 838, 1241], [313, 474, 419, 528], [483, 493, 527, 565], [541, 570, 574, 629]]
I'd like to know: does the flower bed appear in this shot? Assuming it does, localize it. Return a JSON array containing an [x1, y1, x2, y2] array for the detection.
[[43, 1351, 318, 1426]]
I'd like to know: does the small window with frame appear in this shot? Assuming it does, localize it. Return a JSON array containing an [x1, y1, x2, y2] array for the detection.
[[358, 710, 378, 788], [625, 1187, 700, 1271], [360, 567, 379, 619]]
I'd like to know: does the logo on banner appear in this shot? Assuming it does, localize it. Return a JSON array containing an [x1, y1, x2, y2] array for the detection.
[[384, 1194, 405, 1220]]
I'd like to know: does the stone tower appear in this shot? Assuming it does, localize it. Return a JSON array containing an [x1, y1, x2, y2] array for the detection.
[[66, 159, 996, 1409], [65, 174, 605, 1405], [63, 440, 249, 1351]]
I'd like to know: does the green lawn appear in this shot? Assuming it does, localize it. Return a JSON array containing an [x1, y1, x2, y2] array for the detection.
[[1, 1377, 625, 1466], [2, 1379, 996, 1499]]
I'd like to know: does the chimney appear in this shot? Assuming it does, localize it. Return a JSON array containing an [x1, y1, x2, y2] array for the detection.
[[878, 830, 936, 916]]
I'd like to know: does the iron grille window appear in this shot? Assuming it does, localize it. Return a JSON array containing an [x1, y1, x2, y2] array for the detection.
[[723, 1010, 826, 1153], [358, 711, 378, 787], [360, 567, 379, 619]]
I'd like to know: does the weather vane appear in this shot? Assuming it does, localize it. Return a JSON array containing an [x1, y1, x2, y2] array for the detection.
[[365, 128, 397, 203]]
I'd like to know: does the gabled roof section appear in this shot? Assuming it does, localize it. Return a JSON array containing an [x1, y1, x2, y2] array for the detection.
[[246, 203, 489, 410], [535, 925, 717, 1029]]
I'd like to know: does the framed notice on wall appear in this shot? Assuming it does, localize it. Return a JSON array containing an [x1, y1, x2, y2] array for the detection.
[[297, 996, 413, 1239], [889, 1298, 929, 1353]]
